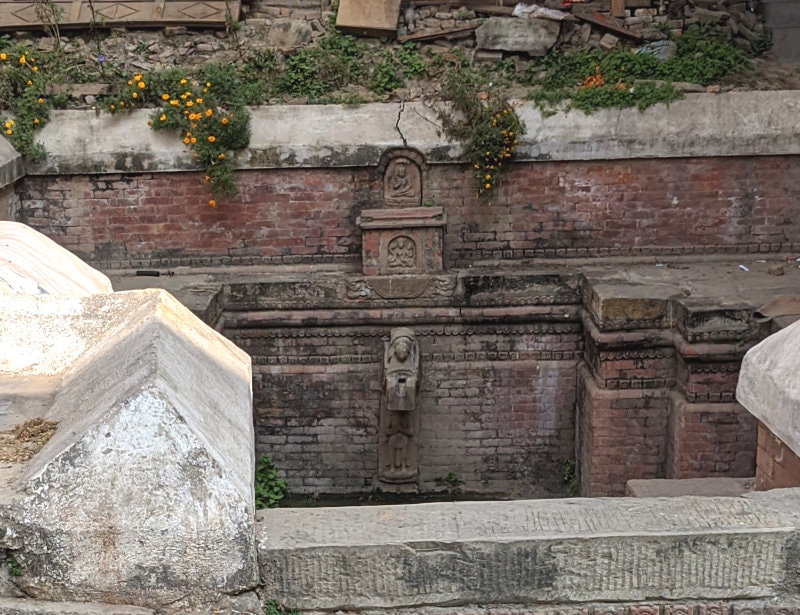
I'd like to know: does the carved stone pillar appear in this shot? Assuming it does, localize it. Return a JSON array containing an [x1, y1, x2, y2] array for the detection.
[[378, 327, 421, 486]]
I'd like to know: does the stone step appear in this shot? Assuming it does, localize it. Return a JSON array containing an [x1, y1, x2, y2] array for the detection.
[[0, 597, 155, 615]]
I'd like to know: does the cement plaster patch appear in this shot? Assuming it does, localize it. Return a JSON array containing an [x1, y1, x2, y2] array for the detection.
[[257, 492, 800, 610], [26, 91, 800, 175], [737, 319, 800, 458]]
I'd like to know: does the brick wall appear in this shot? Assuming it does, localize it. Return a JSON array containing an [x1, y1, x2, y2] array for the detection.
[[228, 321, 580, 496], [15, 154, 800, 268], [666, 395, 756, 479], [756, 421, 800, 490]]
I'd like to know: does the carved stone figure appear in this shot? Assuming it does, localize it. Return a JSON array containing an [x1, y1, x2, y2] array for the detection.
[[387, 235, 417, 270], [384, 157, 422, 207], [379, 328, 421, 484]]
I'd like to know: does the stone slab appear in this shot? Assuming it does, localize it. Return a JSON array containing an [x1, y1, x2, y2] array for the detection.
[[0, 598, 155, 615], [0, 221, 112, 296], [257, 493, 800, 610], [737, 319, 800, 460], [626, 477, 755, 497], [475, 17, 560, 55], [26, 91, 800, 175]]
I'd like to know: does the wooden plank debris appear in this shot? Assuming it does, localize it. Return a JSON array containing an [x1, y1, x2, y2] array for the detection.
[[0, 0, 239, 29], [336, 0, 403, 38], [611, 0, 626, 17], [573, 7, 645, 39], [398, 23, 478, 42]]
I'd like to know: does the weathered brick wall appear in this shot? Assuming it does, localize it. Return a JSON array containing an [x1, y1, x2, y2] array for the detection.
[[667, 396, 756, 479], [16, 169, 365, 268], [756, 421, 800, 490], [578, 365, 671, 496], [228, 321, 580, 496], [15, 154, 800, 268]]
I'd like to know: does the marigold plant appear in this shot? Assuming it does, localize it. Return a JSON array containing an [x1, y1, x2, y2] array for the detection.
[[0, 49, 53, 161], [105, 70, 250, 202]]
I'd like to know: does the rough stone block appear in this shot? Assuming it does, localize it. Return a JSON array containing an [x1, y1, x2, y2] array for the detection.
[[0, 289, 257, 611], [258, 493, 800, 611], [626, 477, 755, 497], [475, 17, 560, 55]]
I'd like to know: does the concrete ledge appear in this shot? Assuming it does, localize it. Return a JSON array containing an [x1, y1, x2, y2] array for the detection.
[[27, 91, 800, 175], [257, 492, 800, 610]]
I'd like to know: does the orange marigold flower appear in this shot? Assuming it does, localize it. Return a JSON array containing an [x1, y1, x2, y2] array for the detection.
[[31, 66, 38, 72], [37, 97, 44, 104], [190, 137, 197, 144], [205, 108, 212, 117], [161, 93, 170, 100], [220, 117, 229, 125], [183, 137, 190, 144], [195, 98, 203, 104], [33, 118, 40, 124], [26, 80, 32, 86], [133, 74, 142, 82], [217, 153, 225, 160], [170, 99, 179, 106], [4, 129, 11, 135], [185, 101, 193, 107], [18, 56, 26, 64], [159, 114, 167, 121], [484, 183, 491, 189], [0, 53, 6, 60], [137, 81, 146, 89], [180, 78, 187, 85], [208, 199, 216, 208], [207, 135, 216, 143], [131, 92, 138, 98]]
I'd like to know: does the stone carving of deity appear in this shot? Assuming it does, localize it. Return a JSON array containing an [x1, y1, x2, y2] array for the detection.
[[387, 235, 416, 270], [384, 157, 422, 207], [379, 328, 421, 483]]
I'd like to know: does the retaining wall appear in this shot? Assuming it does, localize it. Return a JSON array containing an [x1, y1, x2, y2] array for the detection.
[[4, 92, 799, 497]]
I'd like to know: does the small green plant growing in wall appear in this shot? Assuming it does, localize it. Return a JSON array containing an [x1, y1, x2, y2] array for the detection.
[[5, 554, 22, 577], [435, 471, 463, 495], [265, 601, 298, 615], [255, 455, 287, 509], [562, 459, 578, 496]]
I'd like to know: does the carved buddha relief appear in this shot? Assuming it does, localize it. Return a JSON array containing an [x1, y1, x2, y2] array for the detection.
[[383, 157, 422, 208]]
